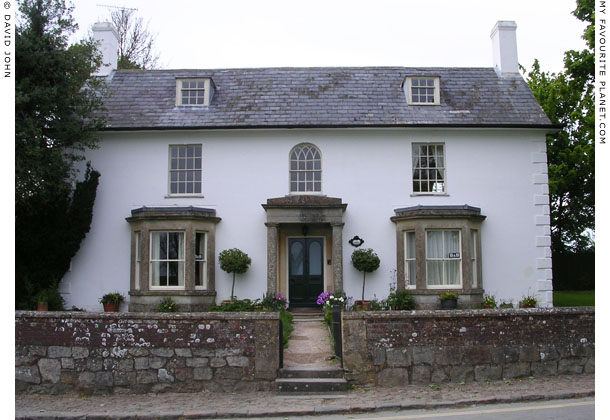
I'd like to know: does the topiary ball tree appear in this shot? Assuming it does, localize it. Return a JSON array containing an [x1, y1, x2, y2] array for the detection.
[[218, 248, 252, 300], [351, 248, 380, 301]]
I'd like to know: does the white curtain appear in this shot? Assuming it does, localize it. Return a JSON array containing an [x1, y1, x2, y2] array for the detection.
[[427, 231, 443, 285], [445, 231, 460, 285], [406, 232, 416, 286]]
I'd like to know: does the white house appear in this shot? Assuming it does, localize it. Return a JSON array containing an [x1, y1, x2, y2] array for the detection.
[[59, 21, 556, 311]]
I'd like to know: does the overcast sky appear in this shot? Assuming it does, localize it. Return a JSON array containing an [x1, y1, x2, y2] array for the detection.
[[70, 0, 587, 74]]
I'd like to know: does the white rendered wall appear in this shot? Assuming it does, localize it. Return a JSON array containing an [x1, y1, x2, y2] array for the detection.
[[60, 128, 552, 311]]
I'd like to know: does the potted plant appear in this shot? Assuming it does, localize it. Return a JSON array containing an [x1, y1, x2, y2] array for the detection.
[[481, 295, 497, 309], [36, 289, 49, 311], [519, 295, 538, 308], [218, 248, 251, 301], [158, 297, 177, 312], [439, 291, 458, 309], [499, 301, 514, 309], [351, 248, 380, 310], [100, 292, 125, 312], [386, 287, 416, 310]]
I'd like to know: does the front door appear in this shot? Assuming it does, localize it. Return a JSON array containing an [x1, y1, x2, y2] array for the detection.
[[288, 237, 324, 307]]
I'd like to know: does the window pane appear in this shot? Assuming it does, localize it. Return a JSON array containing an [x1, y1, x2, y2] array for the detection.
[[314, 172, 321, 181], [314, 181, 321, 191], [427, 261, 442, 285], [407, 261, 416, 286], [290, 182, 297, 191], [427, 231, 443, 258], [446, 260, 460, 284], [444, 231, 460, 255], [406, 232, 416, 259], [178, 183, 185, 193], [412, 79, 419, 87], [309, 241, 322, 275], [168, 232, 180, 259], [194, 181, 201, 193], [168, 261, 179, 286], [290, 241, 304, 275]]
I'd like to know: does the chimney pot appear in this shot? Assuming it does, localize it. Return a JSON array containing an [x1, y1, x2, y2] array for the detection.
[[92, 22, 118, 77], [490, 20, 519, 77]]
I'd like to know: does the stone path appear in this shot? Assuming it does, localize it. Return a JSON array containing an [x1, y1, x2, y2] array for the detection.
[[15, 374, 594, 419], [283, 316, 337, 369]]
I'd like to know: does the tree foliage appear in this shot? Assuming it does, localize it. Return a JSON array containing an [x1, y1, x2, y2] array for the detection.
[[16, 0, 104, 309], [218, 248, 252, 299], [110, 8, 159, 70], [524, 0, 594, 253], [351, 248, 380, 300]]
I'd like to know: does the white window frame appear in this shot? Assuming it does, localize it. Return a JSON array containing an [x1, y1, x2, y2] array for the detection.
[[168, 144, 203, 196], [412, 143, 447, 195], [289, 143, 322, 194], [404, 231, 416, 289], [134, 231, 141, 291], [425, 229, 462, 289], [175, 78, 211, 106], [471, 229, 478, 289], [406, 77, 440, 105], [149, 231, 186, 290], [194, 231, 208, 290]]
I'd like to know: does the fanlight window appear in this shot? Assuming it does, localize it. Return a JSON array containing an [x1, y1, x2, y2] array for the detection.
[[290, 144, 322, 193]]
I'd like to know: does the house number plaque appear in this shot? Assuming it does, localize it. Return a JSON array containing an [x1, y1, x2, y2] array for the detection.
[[448, 252, 460, 258]]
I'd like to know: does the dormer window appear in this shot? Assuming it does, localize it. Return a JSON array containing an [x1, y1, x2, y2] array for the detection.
[[175, 78, 213, 106], [405, 77, 440, 105]]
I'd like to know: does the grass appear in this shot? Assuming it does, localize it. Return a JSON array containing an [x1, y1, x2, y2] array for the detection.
[[553, 290, 594, 307], [280, 310, 294, 348]]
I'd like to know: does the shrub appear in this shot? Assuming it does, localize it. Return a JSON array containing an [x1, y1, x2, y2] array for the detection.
[[351, 248, 380, 301], [158, 297, 177, 312], [387, 289, 416, 310], [261, 292, 288, 311], [211, 298, 256, 312], [218, 248, 251, 300]]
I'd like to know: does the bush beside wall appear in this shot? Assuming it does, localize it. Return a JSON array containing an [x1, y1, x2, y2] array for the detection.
[[15, 311, 280, 394], [342, 308, 594, 386]]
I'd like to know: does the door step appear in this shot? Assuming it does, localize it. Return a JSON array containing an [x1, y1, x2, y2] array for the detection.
[[276, 367, 347, 393]]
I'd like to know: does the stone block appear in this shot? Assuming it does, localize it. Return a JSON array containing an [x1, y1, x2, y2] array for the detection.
[[118, 359, 134, 372], [60, 371, 78, 385], [411, 364, 432, 384], [210, 357, 227, 368], [151, 348, 174, 357], [449, 365, 474, 383], [519, 345, 540, 362], [175, 348, 192, 357], [192, 348, 215, 357], [29, 346, 47, 357], [103, 358, 117, 371], [15, 365, 41, 384], [134, 357, 149, 370], [503, 362, 531, 379], [186, 357, 209, 368], [572, 343, 594, 358], [558, 358, 584, 375], [214, 366, 243, 380], [61, 358, 74, 369], [137, 370, 158, 384], [464, 346, 492, 364], [174, 367, 194, 381], [386, 348, 411, 367], [227, 356, 249, 367], [431, 367, 449, 382], [539, 345, 560, 361], [377, 368, 409, 387], [503, 347, 520, 363], [128, 348, 150, 357], [474, 364, 502, 381], [531, 360, 558, 376], [15, 354, 38, 367], [149, 357, 166, 369], [490, 347, 505, 364], [584, 357, 595, 373], [412, 346, 434, 365], [434, 347, 462, 365], [113, 371, 136, 386], [78, 371, 95, 386], [157, 368, 174, 383], [193, 367, 213, 380], [48, 346, 72, 358], [38, 358, 61, 383], [71, 347, 89, 359], [94, 371, 113, 387], [86, 358, 103, 372], [371, 347, 386, 366], [167, 357, 186, 369]]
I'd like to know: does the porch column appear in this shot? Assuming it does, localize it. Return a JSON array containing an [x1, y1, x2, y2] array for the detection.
[[331, 223, 344, 292], [265, 222, 279, 295]]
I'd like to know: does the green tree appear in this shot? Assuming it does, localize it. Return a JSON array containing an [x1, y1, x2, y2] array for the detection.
[[16, 0, 105, 309], [524, 0, 594, 253], [218, 248, 252, 300], [351, 248, 380, 301]]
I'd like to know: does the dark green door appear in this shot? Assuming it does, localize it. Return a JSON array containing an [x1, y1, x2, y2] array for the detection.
[[288, 237, 324, 307]]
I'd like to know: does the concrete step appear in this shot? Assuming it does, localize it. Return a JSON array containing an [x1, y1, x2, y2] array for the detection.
[[278, 367, 344, 379], [275, 377, 348, 393]]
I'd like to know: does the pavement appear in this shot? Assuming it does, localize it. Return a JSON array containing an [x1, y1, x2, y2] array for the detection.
[[15, 373, 595, 419]]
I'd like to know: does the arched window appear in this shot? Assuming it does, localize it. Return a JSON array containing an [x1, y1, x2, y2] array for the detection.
[[290, 144, 322, 193]]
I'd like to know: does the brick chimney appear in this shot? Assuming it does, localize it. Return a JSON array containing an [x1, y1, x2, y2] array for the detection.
[[490, 21, 519, 77], [92, 22, 118, 77]]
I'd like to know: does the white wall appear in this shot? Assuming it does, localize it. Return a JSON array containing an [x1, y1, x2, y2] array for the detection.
[[60, 128, 551, 311]]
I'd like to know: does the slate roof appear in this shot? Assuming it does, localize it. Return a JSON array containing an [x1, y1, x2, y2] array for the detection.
[[101, 67, 554, 130]]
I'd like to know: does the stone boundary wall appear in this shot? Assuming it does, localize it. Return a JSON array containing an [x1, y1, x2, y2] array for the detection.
[[342, 307, 594, 386], [15, 311, 280, 394]]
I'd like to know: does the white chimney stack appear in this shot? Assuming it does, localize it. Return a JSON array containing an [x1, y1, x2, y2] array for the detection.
[[490, 21, 519, 77], [92, 22, 118, 77]]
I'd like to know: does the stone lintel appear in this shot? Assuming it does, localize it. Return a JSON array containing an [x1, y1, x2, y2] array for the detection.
[[391, 205, 485, 222], [126, 206, 221, 223]]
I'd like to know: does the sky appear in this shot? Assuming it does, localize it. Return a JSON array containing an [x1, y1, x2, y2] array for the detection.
[[70, 0, 588, 74]]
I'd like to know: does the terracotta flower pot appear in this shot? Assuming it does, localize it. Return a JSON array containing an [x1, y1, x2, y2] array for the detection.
[[103, 302, 119, 312], [37, 302, 48, 311], [354, 300, 371, 311]]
